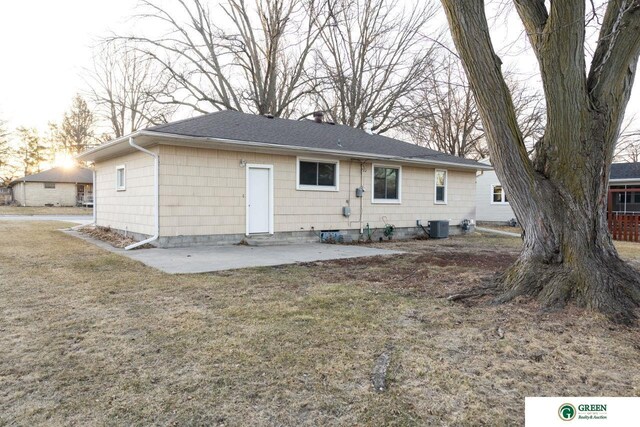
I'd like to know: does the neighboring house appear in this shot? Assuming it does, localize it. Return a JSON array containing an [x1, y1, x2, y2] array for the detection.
[[9, 167, 94, 207], [476, 161, 640, 223], [475, 160, 516, 224], [609, 162, 640, 214], [78, 111, 491, 247]]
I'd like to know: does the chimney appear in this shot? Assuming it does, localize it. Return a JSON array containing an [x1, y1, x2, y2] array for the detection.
[[313, 111, 324, 123], [364, 117, 373, 134]]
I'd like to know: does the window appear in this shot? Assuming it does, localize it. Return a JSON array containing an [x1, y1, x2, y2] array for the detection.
[[435, 170, 447, 203], [296, 158, 339, 191], [373, 165, 401, 203], [116, 165, 126, 191], [492, 184, 509, 204], [44, 182, 55, 189]]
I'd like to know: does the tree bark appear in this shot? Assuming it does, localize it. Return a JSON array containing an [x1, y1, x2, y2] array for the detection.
[[441, 0, 640, 323]]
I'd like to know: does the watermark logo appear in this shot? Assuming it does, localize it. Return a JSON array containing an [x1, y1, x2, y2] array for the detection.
[[558, 403, 577, 421]]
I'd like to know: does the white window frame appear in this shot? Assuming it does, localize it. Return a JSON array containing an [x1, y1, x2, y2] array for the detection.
[[434, 169, 448, 204], [296, 157, 340, 192], [116, 165, 126, 191], [44, 182, 56, 189], [490, 184, 509, 205], [371, 164, 402, 204]]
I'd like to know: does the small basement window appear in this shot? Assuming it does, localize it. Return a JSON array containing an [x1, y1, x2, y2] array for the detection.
[[44, 182, 55, 189], [373, 165, 401, 203], [492, 184, 509, 204], [297, 158, 339, 191], [434, 169, 447, 204], [116, 165, 126, 191]]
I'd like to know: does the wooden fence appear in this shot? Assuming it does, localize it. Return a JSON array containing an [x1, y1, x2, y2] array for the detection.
[[608, 214, 640, 242]]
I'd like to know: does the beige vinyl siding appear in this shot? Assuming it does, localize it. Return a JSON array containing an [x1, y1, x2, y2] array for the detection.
[[12, 182, 78, 206], [158, 145, 476, 237], [475, 170, 516, 222], [94, 149, 156, 236]]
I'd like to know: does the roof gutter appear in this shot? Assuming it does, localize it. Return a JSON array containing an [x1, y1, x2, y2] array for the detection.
[[138, 130, 493, 171], [76, 133, 140, 161], [77, 129, 491, 171], [609, 178, 640, 183], [124, 136, 160, 250]]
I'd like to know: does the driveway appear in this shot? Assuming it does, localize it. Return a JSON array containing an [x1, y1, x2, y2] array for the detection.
[[0, 215, 92, 225], [67, 230, 403, 273]]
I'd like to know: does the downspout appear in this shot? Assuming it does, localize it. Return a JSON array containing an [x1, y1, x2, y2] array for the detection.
[[359, 162, 364, 234], [22, 179, 26, 206], [125, 136, 159, 250], [93, 169, 97, 224]]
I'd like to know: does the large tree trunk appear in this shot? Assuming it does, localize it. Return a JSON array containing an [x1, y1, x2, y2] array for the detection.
[[441, 0, 640, 323], [497, 147, 640, 324]]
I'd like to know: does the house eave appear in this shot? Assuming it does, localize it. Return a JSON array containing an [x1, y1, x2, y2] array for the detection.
[[78, 130, 493, 171]]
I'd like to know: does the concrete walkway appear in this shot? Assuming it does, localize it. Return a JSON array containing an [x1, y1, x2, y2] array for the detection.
[[66, 230, 403, 274], [475, 226, 521, 238], [0, 215, 93, 225]]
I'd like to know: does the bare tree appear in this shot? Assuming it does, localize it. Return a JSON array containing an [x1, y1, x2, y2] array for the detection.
[[0, 119, 20, 186], [405, 56, 485, 158], [16, 127, 47, 176], [406, 55, 545, 159], [0, 118, 12, 171], [87, 41, 174, 139], [441, 1, 640, 323], [120, 0, 328, 117], [614, 116, 640, 162], [311, 0, 437, 133], [50, 95, 98, 156]]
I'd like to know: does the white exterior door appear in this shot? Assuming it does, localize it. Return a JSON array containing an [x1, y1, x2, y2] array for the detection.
[[247, 166, 272, 234]]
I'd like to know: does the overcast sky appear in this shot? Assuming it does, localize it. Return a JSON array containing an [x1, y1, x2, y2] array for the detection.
[[0, 0, 136, 131], [0, 1, 638, 134]]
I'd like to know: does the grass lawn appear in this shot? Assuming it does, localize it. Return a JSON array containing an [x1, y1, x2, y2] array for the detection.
[[0, 206, 93, 215], [1, 222, 639, 425]]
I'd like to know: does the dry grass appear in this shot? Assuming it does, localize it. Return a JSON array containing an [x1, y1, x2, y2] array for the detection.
[[0, 206, 92, 215], [1, 223, 639, 426]]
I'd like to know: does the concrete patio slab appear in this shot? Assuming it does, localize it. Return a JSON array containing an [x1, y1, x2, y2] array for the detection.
[[0, 215, 92, 225], [65, 229, 404, 274]]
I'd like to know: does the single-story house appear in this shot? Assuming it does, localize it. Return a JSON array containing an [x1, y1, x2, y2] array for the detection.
[[9, 167, 94, 207], [78, 111, 491, 248], [476, 161, 640, 223]]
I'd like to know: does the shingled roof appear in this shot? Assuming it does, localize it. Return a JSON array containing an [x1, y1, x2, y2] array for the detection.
[[9, 167, 93, 186], [145, 110, 484, 168], [611, 162, 640, 181]]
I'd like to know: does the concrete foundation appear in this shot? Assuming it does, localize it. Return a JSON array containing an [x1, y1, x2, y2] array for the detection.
[[105, 225, 472, 248]]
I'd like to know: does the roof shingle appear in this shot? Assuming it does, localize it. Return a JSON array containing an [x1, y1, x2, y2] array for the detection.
[[611, 162, 640, 180], [10, 167, 93, 186], [146, 110, 483, 167]]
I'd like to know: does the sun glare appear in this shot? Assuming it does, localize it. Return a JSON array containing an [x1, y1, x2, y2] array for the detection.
[[53, 153, 76, 169]]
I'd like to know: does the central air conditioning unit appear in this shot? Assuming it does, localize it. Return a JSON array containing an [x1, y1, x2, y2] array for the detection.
[[428, 220, 449, 239]]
